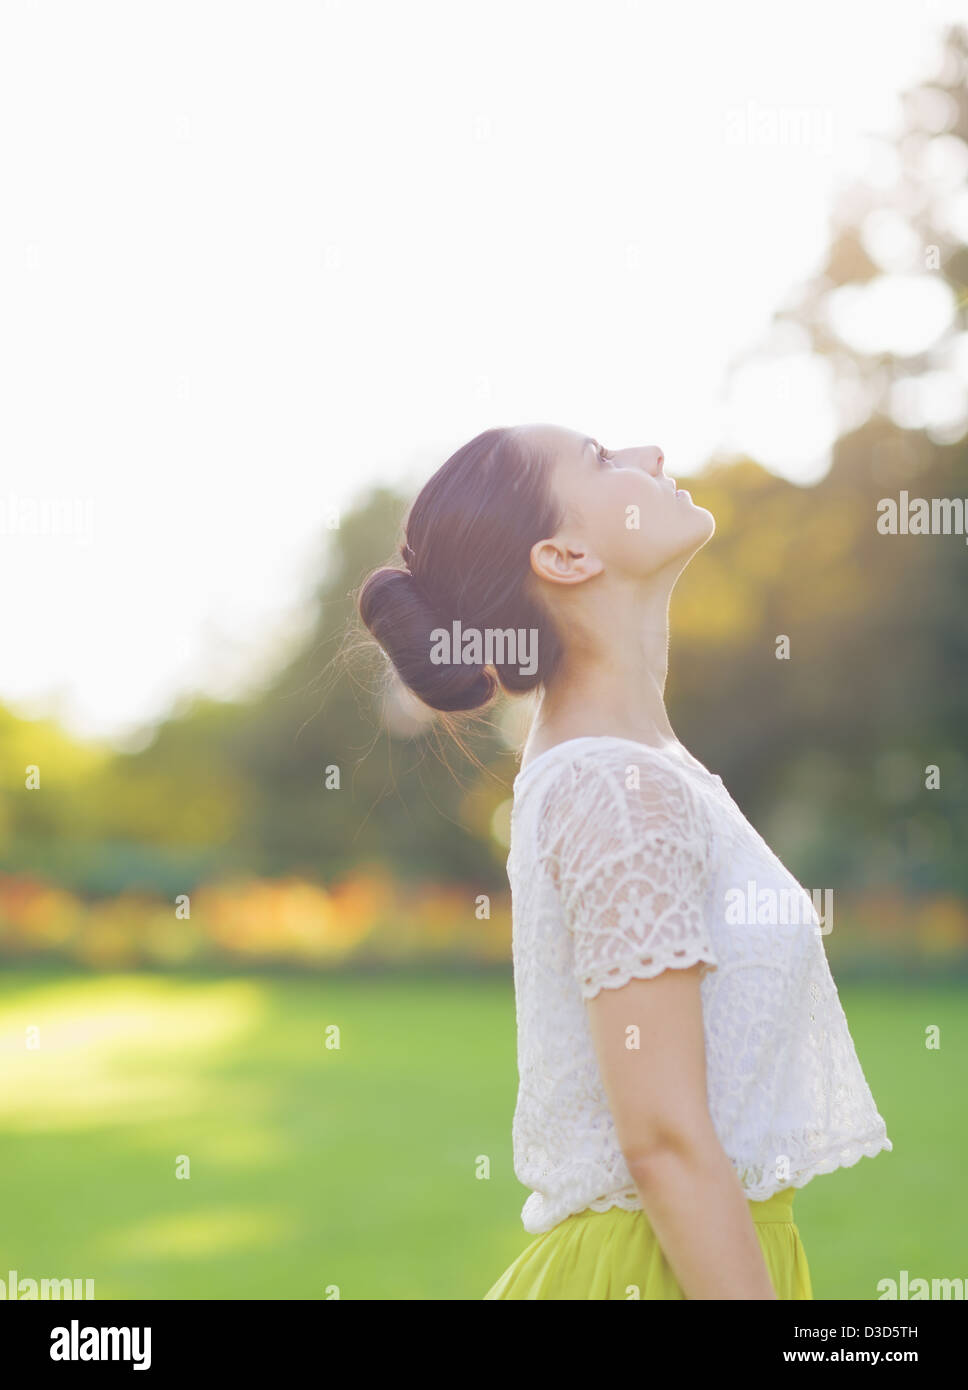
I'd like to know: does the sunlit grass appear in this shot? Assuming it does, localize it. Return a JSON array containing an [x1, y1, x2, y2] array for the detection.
[[0, 976, 264, 1130], [0, 967, 963, 1299], [101, 1208, 297, 1260]]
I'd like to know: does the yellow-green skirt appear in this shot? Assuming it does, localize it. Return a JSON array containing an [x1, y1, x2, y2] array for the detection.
[[484, 1186, 813, 1299]]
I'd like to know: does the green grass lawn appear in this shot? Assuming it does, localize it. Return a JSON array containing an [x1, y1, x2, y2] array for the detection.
[[0, 966, 962, 1299]]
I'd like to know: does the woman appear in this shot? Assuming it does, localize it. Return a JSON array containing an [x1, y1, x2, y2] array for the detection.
[[357, 422, 893, 1300]]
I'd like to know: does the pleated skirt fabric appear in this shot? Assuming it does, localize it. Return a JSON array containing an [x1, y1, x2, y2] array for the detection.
[[484, 1185, 813, 1300]]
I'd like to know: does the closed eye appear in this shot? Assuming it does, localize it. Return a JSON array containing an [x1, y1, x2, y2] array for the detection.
[[598, 446, 614, 466]]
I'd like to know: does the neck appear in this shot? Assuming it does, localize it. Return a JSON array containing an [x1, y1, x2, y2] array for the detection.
[[529, 580, 678, 749]]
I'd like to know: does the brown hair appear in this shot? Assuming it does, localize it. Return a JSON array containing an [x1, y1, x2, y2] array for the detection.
[[357, 426, 565, 714]]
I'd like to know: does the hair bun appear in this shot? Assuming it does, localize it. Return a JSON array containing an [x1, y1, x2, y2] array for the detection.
[[358, 566, 498, 713]]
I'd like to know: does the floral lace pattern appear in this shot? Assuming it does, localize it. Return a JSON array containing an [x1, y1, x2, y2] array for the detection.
[[507, 736, 893, 1235]]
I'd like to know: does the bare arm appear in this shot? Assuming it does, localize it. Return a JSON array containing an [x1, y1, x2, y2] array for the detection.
[[585, 962, 778, 1300]]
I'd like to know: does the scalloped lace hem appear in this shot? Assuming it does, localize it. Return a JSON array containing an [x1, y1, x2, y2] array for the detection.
[[579, 948, 718, 999], [735, 1130, 894, 1201], [522, 1130, 893, 1231]]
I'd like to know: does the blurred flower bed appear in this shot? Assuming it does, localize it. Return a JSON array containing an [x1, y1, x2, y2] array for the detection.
[[0, 869, 511, 971], [0, 871, 965, 975]]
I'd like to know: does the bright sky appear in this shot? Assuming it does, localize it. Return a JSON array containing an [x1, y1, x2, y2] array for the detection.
[[2, 0, 964, 747]]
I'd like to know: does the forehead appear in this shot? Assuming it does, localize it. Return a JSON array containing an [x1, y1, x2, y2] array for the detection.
[[518, 423, 587, 458]]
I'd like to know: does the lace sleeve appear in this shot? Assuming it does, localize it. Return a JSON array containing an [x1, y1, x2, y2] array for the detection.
[[537, 747, 718, 999]]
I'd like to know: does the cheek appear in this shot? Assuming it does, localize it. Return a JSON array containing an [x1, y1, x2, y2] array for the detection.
[[605, 480, 658, 535], [604, 506, 665, 568], [586, 485, 674, 563], [619, 492, 666, 547], [616, 493, 695, 568]]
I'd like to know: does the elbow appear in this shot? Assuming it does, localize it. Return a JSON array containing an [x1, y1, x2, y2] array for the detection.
[[622, 1120, 717, 1180]]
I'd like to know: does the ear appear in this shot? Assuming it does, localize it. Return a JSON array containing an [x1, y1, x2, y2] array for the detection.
[[529, 537, 605, 587]]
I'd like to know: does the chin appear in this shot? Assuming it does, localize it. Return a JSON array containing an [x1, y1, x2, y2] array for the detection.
[[697, 504, 715, 538], [677, 507, 715, 564]]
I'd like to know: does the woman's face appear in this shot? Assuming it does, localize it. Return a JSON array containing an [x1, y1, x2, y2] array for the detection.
[[521, 423, 715, 586]]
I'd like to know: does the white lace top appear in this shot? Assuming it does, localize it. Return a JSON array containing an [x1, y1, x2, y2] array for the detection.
[[507, 735, 893, 1235]]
